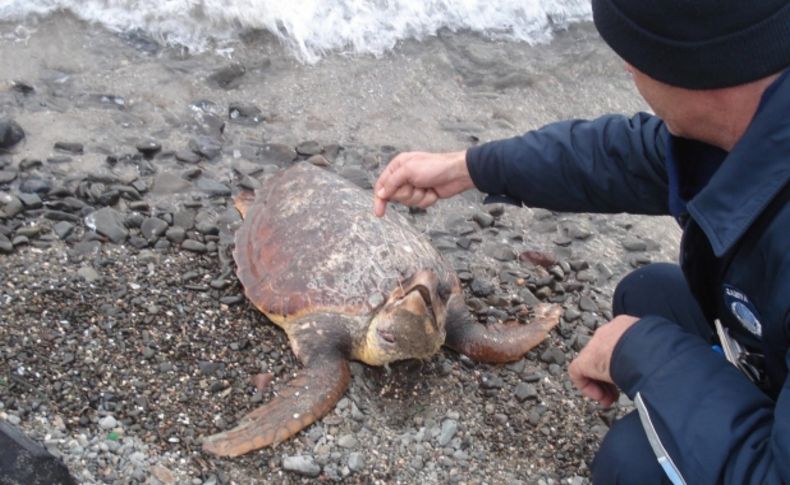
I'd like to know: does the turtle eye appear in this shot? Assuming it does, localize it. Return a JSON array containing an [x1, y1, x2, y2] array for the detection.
[[437, 281, 451, 302]]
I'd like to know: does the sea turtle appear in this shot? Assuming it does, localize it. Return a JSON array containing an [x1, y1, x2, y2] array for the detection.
[[202, 162, 561, 457]]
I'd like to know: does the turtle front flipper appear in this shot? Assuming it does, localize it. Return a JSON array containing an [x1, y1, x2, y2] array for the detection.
[[444, 297, 561, 364], [203, 316, 353, 457]]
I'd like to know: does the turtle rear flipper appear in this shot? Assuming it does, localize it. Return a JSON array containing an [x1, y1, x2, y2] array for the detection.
[[203, 315, 353, 457], [444, 298, 561, 363]]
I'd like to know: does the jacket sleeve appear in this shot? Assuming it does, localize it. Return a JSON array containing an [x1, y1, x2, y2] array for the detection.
[[611, 316, 790, 484], [466, 112, 671, 215]]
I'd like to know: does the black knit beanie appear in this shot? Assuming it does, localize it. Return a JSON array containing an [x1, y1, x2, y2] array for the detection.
[[592, 0, 790, 89]]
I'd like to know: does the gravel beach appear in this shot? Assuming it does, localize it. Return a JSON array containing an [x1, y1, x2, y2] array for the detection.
[[0, 13, 680, 484]]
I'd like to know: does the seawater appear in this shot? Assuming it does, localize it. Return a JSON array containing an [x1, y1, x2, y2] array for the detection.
[[0, 0, 590, 62]]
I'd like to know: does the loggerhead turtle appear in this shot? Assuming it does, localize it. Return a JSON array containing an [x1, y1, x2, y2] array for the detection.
[[202, 162, 561, 457]]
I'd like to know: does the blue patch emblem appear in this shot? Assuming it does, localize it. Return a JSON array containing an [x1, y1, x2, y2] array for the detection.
[[723, 285, 762, 337]]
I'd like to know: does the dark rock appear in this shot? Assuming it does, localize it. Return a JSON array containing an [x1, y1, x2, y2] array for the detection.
[[181, 239, 207, 253], [196, 178, 231, 197], [47, 156, 72, 165], [0, 234, 13, 253], [514, 382, 538, 402], [485, 243, 515, 262], [622, 237, 648, 252], [53, 221, 75, 239], [539, 347, 566, 365], [19, 177, 51, 194], [0, 422, 76, 485], [141, 217, 169, 242], [198, 361, 222, 376], [473, 211, 495, 228], [165, 226, 186, 244], [189, 137, 222, 160], [172, 210, 195, 229], [296, 140, 322, 157], [0, 119, 25, 149], [11, 80, 35, 95], [131, 179, 149, 194], [54, 142, 84, 154], [228, 103, 263, 125], [85, 207, 128, 244], [96, 189, 121, 206], [152, 172, 191, 194], [18, 158, 42, 171], [125, 213, 145, 229], [208, 63, 246, 90], [136, 140, 162, 158], [469, 278, 495, 297], [128, 236, 149, 249], [11, 236, 30, 247], [258, 143, 296, 165], [195, 221, 219, 235], [182, 168, 202, 180], [18, 193, 43, 209], [579, 296, 599, 313], [43, 210, 80, 223], [175, 150, 201, 164]]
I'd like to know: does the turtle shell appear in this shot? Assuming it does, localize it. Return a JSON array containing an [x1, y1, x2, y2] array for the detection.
[[234, 162, 458, 326]]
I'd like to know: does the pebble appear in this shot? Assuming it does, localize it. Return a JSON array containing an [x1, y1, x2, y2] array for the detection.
[[622, 237, 648, 252], [473, 212, 495, 228], [514, 383, 538, 402], [208, 63, 246, 89], [540, 347, 566, 365], [195, 178, 231, 197], [98, 416, 118, 430], [77, 266, 101, 283], [258, 143, 296, 165], [175, 151, 201, 164], [136, 140, 162, 158], [347, 452, 364, 472], [485, 243, 516, 262], [438, 420, 459, 447], [18, 158, 42, 171], [296, 140, 322, 156], [54, 142, 84, 154], [282, 455, 321, 477], [337, 434, 358, 449], [85, 207, 128, 244], [19, 177, 51, 194], [0, 119, 25, 149], [181, 240, 207, 253], [229, 103, 263, 124], [141, 217, 169, 242], [165, 227, 186, 244], [189, 137, 222, 160], [18, 192, 43, 209], [578, 296, 599, 313], [576, 269, 597, 282], [0, 234, 13, 253]]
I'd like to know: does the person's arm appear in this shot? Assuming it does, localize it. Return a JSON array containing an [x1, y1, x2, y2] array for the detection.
[[467, 112, 671, 214], [610, 316, 790, 484]]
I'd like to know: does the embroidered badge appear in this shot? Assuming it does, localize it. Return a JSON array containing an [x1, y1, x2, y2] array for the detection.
[[723, 285, 763, 337]]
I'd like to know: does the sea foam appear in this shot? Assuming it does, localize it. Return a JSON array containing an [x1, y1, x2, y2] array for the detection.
[[0, 0, 591, 62]]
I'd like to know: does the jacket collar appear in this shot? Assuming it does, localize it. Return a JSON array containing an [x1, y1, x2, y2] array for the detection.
[[680, 70, 790, 257]]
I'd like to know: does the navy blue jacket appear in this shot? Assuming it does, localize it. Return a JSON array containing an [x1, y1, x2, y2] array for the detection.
[[466, 71, 790, 484]]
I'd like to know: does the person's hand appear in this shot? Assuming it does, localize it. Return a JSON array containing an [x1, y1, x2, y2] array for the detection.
[[373, 150, 475, 217], [568, 315, 640, 407]]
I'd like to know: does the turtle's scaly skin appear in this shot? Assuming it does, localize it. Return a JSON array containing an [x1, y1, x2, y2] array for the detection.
[[202, 162, 561, 457]]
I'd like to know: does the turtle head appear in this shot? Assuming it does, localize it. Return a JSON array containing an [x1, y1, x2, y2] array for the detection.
[[362, 270, 449, 365]]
